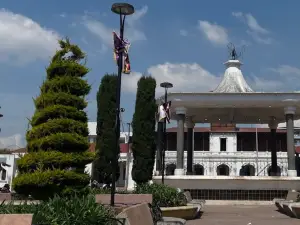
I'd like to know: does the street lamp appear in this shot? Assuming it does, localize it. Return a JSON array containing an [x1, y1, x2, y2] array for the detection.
[[0, 107, 3, 133], [160, 82, 173, 184], [111, 3, 134, 207]]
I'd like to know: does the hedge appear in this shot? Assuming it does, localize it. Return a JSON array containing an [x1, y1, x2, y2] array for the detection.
[[92, 74, 120, 184], [34, 92, 87, 110], [17, 151, 95, 173], [131, 76, 157, 184], [0, 195, 117, 225], [27, 132, 89, 153], [47, 61, 89, 80], [13, 38, 92, 199], [41, 76, 91, 96], [13, 169, 90, 199], [30, 105, 87, 126], [27, 118, 88, 140]]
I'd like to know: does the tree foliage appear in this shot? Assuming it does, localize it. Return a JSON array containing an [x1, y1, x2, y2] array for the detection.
[[13, 38, 93, 199], [92, 74, 120, 185], [131, 76, 157, 184]]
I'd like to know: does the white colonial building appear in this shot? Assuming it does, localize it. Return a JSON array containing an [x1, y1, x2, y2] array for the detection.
[[87, 56, 300, 192]]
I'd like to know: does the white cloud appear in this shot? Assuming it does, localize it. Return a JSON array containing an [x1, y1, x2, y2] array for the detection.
[[83, 6, 147, 46], [179, 29, 188, 37], [269, 65, 300, 77], [126, 6, 148, 27], [0, 9, 60, 64], [122, 61, 300, 97], [198, 20, 229, 45], [232, 12, 272, 44], [122, 62, 221, 96], [0, 134, 25, 150], [250, 65, 300, 92]]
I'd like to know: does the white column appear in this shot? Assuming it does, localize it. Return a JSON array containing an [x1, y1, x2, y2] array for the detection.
[[175, 107, 186, 175], [127, 153, 135, 190], [185, 117, 194, 175], [284, 106, 297, 177]]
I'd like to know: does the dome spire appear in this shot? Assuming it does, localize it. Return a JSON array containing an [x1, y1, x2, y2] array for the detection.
[[213, 43, 253, 93]]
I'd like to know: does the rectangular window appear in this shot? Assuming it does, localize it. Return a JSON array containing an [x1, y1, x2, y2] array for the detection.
[[220, 138, 227, 151]]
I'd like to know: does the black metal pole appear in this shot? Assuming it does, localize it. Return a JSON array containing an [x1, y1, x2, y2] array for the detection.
[[111, 12, 125, 206], [161, 88, 167, 184]]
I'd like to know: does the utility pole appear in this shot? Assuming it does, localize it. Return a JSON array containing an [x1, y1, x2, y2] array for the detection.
[[125, 122, 131, 190], [0, 107, 3, 133]]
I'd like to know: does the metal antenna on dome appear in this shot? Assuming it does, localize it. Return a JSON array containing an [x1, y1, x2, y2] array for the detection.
[[227, 42, 246, 60]]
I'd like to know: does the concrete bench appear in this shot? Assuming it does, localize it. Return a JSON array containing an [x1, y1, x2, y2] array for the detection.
[[183, 191, 205, 207], [274, 190, 299, 213], [183, 191, 205, 217], [116, 203, 186, 225], [0, 193, 11, 201], [0, 214, 33, 225], [291, 203, 300, 219], [96, 194, 153, 206]]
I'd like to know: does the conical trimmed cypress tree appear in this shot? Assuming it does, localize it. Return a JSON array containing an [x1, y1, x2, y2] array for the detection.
[[92, 74, 120, 185], [13, 38, 94, 199], [131, 76, 157, 184]]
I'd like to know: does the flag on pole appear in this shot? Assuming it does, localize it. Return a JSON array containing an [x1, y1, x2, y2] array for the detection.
[[112, 31, 131, 74], [157, 101, 172, 123]]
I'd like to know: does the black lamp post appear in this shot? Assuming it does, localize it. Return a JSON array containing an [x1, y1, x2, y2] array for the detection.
[[0, 107, 3, 133], [160, 82, 173, 184], [111, 3, 134, 206]]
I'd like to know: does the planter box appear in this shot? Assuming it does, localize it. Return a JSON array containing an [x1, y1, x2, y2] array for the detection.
[[95, 194, 152, 206], [0, 214, 33, 225], [0, 193, 11, 201], [291, 203, 300, 219], [160, 205, 199, 220]]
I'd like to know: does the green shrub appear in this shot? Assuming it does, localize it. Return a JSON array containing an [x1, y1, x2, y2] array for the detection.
[[17, 151, 95, 173], [13, 38, 92, 199], [27, 118, 88, 139], [41, 76, 91, 96], [13, 170, 90, 200], [134, 183, 187, 207], [31, 105, 87, 126], [92, 74, 120, 184], [27, 132, 89, 153], [34, 92, 87, 110], [0, 195, 118, 225], [88, 183, 187, 207], [131, 76, 157, 184]]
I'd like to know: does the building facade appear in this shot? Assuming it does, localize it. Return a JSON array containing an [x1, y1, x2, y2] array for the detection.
[[86, 122, 300, 189]]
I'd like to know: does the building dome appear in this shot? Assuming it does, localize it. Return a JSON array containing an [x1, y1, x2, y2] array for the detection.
[[213, 60, 254, 93]]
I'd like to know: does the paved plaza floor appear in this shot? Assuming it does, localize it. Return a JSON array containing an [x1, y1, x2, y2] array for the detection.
[[187, 205, 299, 225]]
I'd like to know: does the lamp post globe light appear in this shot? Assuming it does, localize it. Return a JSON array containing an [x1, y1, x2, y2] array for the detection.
[[160, 82, 173, 184], [110, 3, 134, 206]]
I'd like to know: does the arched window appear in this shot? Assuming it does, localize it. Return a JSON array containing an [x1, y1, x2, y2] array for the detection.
[[193, 164, 204, 175], [217, 164, 230, 176], [267, 166, 281, 176], [166, 164, 176, 176], [239, 164, 255, 176]]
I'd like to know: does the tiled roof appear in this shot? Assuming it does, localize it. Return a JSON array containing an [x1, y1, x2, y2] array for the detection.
[[89, 143, 131, 153], [295, 146, 300, 154]]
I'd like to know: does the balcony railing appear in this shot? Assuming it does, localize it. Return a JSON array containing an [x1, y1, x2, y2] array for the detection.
[[165, 151, 288, 158]]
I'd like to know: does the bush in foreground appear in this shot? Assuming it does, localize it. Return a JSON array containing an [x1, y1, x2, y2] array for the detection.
[[92, 74, 120, 185], [90, 183, 187, 207], [0, 195, 117, 225], [135, 183, 187, 207], [13, 38, 93, 199], [131, 76, 157, 184]]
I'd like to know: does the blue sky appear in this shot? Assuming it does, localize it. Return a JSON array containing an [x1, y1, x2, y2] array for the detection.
[[1, 0, 300, 148]]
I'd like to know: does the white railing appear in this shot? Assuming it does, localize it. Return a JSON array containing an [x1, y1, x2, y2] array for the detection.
[[165, 151, 288, 159]]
